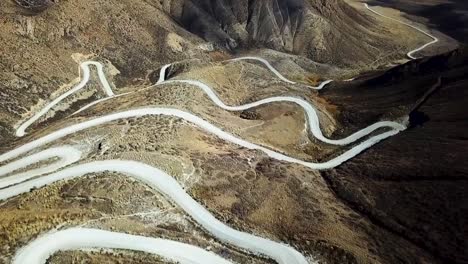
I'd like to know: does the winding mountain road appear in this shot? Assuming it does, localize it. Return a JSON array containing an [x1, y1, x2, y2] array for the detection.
[[13, 228, 233, 264], [3, 3, 439, 261], [228, 57, 333, 89], [15, 61, 115, 137], [2, 107, 406, 171], [156, 64, 172, 85], [365, 3, 439, 59], [2, 59, 405, 263], [5, 161, 308, 264], [0, 146, 81, 189], [159, 79, 405, 146]]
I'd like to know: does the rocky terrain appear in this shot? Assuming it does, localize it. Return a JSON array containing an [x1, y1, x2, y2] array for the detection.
[[0, 0, 466, 264]]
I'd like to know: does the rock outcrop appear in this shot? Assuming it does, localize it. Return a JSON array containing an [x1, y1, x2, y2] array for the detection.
[[168, 0, 398, 66]]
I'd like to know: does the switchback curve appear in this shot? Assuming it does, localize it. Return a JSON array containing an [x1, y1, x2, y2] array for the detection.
[[364, 3, 439, 59]]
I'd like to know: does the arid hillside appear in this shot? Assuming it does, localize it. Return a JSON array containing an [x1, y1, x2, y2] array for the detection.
[[0, 0, 441, 137], [0, 1, 465, 264], [168, 0, 400, 65], [368, 0, 468, 42]]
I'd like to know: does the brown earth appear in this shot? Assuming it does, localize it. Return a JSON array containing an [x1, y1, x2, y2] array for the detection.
[[0, 0, 452, 137], [0, 0, 465, 264]]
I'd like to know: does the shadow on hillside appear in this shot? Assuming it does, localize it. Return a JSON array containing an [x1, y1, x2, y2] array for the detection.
[[367, 0, 468, 42]]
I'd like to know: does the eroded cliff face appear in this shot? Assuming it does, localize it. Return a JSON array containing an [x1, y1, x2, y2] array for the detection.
[[177, 0, 307, 50], [0, 0, 403, 135], [168, 0, 393, 66]]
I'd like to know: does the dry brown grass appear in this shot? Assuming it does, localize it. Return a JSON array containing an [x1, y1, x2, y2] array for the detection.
[[208, 51, 233, 62], [304, 73, 321, 86], [289, 73, 323, 86]]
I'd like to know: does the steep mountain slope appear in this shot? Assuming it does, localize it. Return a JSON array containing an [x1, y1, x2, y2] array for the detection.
[[0, 54, 450, 264], [368, 0, 468, 42], [0, 1, 464, 264], [321, 46, 468, 264], [170, 0, 407, 65], [0, 0, 437, 141]]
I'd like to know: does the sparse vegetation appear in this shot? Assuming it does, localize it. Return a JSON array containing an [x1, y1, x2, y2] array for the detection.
[[208, 51, 232, 62], [304, 73, 322, 86], [0, 0, 466, 263]]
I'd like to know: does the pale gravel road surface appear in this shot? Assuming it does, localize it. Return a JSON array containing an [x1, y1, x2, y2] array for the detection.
[[365, 3, 439, 59]]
